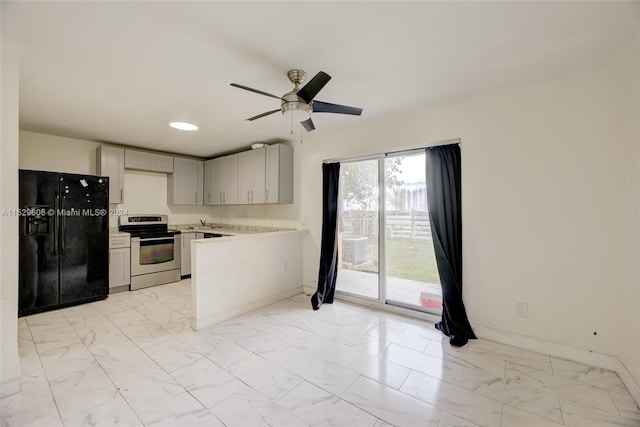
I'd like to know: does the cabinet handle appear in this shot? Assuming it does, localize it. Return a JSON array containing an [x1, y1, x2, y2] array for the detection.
[[208, 193, 211, 204], [265, 189, 268, 201], [120, 188, 123, 202], [195, 192, 198, 204], [247, 190, 250, 203]]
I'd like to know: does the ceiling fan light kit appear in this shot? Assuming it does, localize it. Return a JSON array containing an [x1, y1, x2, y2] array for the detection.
[[281, 97, 311, 122], [231, 69, 363, 132]]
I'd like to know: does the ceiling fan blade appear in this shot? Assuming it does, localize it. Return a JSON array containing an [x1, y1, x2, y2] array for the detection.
[[312, 100, 363, 116], [301, 118, 315, 132], [246, 109, 281, 121], [230, 83, 282, 100], [296, 71, 331, 103]]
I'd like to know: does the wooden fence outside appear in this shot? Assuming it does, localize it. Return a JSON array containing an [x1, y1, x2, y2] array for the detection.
[[342, 210, 432, 239]]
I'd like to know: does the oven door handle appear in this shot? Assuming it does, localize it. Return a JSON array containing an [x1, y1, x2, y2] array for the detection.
[[131, 236, 179, 242]]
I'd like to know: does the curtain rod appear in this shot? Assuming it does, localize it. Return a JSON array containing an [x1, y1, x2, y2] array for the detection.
[[323, 138, 461, 164]]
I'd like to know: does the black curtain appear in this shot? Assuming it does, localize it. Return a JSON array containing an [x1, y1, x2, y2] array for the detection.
[[311, 162, 340, 310], [425, 144, 476, 346]]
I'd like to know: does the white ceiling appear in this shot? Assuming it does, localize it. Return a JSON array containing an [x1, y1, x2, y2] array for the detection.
[[2, 1, 638, 158]]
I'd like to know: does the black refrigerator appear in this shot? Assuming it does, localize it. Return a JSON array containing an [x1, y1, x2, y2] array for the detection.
[[19, 170, 109, 317]]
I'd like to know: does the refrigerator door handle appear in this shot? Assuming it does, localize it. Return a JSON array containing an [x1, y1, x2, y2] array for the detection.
[[61, 195, 66, 254], [54, 192, 59, 255]]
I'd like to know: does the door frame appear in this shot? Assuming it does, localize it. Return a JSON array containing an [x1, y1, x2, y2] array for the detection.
[[335, 147, 443, 316]]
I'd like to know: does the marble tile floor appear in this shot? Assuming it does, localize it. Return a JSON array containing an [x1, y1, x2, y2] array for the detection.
[[2, 279, 639, 427]]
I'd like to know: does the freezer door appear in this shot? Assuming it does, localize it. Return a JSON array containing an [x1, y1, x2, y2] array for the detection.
[[18, 170, 59, 315], [58, 173, 109, 305]]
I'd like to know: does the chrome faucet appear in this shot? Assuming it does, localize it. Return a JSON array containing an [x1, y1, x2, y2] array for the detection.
[[199, 219, 207, 226]]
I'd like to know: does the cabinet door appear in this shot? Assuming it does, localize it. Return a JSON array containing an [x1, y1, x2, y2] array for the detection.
[[237, 151, 254, 204], [223, 154, 239, 205], [124, 149, 151, 170], [109, 247, 130, 288], [149, 153, 174, 173], [266, 144, 293, 204], [212, 157, 225, 205], [181, 232, 196, 276], [237, 148, 266, 205], [204, 159, 215, 205], [252, 148, 266, 204], [97, 146, 125, 204], [169, 157, 204, 205], [125, 149, 174, 173]]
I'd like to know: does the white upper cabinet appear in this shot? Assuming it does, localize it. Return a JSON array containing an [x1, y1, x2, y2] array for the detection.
[[97, 145, 125, 204], [125, 149, 173, 173], [205, 154, 239, 205], [266, 144, 293, 204], [149, 153, 174, 172], [224, 154, 239, 205], [204, 158, 216, 205], [238, 148, 266, 204], [205, 145, 291, 206], [205, 157, 224, 205], [167, 157, 204, 205]]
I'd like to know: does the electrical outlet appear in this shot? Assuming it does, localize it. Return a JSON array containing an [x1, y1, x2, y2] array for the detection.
[[517, 302, 529, 318]]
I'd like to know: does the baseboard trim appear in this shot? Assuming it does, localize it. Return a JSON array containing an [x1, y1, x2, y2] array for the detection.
[[474, 325, 640, 406], [0, 375, 21, 398], [192, 286, 304, 330]]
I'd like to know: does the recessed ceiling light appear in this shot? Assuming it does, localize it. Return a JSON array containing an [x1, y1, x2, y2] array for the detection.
[[169, 121, 198, 131]]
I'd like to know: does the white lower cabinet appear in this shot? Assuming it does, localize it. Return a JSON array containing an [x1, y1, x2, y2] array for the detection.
[[181, 232, 196, 277], [109, 235, 130, 291]]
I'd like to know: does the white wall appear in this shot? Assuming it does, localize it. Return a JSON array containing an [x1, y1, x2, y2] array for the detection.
[[192, 231, 303, 329], [19, 131, 101, 175], [298, 68, 625, 357], [0, 48, 21, 397], [616, 30, 640, 387]]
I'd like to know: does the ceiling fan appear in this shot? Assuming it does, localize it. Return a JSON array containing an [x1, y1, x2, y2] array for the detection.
[[230, 69, 363, 132]]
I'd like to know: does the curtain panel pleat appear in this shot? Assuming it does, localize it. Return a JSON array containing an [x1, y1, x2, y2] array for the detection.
[[311, 162, 340, 310], [425, 144, 476, 346]]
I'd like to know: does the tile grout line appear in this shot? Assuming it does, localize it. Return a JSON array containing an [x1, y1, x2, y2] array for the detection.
[[62, 305, 147, 426]]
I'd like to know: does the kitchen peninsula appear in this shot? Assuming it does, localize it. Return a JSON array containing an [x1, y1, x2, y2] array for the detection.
[[177, 223, 304, 330]]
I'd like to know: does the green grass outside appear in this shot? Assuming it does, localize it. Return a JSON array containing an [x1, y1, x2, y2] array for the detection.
[[366, 237, 441, 284]]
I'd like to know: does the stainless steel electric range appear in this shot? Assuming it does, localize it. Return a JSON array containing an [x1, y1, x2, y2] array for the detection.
[[118, 215, 181, 290]]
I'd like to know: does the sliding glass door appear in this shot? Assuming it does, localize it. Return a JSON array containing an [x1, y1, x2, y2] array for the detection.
[[336, 151, 442, 314], [384, 153, 441, 312], [335, 160, 380, 300]]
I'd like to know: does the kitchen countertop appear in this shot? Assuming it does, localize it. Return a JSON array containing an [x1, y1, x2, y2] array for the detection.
[[109, 228, 130, 238], [109, 224, 296, 238], [169, 223, 296, 236]]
